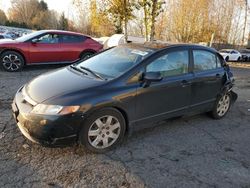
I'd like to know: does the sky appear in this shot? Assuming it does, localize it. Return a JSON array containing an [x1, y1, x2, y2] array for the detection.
[[0, 0, 73, 17]]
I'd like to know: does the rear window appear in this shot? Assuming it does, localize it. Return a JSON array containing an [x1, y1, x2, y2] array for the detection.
[[193, 50, 217, 71], [61, 35, 86, 43]]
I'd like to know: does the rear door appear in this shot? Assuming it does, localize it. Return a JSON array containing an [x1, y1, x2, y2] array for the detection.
[[59, 34, 87, 62], [190, 49, 225, 110], [28, 33, 62, 63]]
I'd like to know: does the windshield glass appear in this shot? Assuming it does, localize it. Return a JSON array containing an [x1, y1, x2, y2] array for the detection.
[[75, 46, 152, 79], [219, 50, 231, 53], [15, 31, 45, 42]]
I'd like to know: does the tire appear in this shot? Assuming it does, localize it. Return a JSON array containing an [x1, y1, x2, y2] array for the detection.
[[237, 57, 241, 62], [211, 92, 231, 119], [79, 108, 126, 153], [0, 51, 24, 72], [80, 52, 94, 60], [225, 56, 229, 62]]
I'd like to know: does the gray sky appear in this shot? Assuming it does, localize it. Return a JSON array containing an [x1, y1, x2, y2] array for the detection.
[[0, 0, 73, 16]]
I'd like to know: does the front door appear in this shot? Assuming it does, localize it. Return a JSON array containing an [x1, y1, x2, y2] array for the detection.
[[28, 33, 62, 63], [135, 49, 193, 126]]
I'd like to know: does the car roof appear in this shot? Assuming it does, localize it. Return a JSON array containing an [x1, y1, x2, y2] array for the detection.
[[37, 30, 90, 37], [123, 41, 217, 53], [220, 49, 234, 51]]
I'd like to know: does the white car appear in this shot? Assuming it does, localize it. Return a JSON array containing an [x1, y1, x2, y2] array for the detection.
[[219, 49, 241, 62], [239, 49, 250, 61], [0, 34, 12, 40]]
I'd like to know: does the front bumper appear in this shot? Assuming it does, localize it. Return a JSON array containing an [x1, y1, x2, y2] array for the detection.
[[12, 88, 84, 147]]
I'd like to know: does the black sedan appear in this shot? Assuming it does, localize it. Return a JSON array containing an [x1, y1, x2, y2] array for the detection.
[[12, 42, 237, 153]]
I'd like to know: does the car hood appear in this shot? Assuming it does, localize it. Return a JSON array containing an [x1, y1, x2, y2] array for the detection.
[[0, 39, 18, 44], [24, 67, 104, 104], [219, 53, 229, 56]]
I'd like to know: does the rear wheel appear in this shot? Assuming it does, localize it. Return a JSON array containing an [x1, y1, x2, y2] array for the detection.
[[237, 57, 241, 62], [79, 108, 126, 153], [0, 51, 24, 72], [211, 93, 231, 119], [80, 52, 94, 60]]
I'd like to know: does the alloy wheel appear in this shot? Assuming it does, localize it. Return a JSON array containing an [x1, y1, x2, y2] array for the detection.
[[88, 115, 121, 149], [2, 54, 22, 71], [216, 94, 230, 117]]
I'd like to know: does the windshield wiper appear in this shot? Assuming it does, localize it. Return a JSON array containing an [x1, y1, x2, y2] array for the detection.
[[70, 65, 87, 75], [80, 66, 105, 80]]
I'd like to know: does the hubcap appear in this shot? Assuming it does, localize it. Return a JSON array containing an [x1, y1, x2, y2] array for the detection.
[[217, 94, 230, 117], [2, 54, 21, 71], [88, 115, 121, 149]]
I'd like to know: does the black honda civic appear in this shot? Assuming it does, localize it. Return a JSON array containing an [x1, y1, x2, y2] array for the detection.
[[12, 42, 237, 153]]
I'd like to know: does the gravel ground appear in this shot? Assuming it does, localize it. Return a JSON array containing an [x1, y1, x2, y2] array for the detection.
[[0, 65, 250, 188]]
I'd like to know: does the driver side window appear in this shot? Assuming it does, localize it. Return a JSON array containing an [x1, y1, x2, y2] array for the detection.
[[146, 50, 189, 77], [36, 34, 59, 44]]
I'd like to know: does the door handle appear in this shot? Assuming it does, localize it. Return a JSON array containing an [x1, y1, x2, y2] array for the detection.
[[181, 80, 191, 87], [215, 73, 221, 79]]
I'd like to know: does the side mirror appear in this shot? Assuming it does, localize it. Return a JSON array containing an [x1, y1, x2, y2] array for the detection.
[[143, 72, 163, 82], [31, 38, 39, 44], [142, 72, 163, 87]]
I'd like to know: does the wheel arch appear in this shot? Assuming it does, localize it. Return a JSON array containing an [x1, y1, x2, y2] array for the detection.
[[112, 106, 130, 135], [0, 48, 27, 65], [85, 105, 130, 136], [79, 49, 97, 58]]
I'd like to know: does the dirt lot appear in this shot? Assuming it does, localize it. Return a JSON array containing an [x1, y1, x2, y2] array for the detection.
[[0, 65, 250, 188]]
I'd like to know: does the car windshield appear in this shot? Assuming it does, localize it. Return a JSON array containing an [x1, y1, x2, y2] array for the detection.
[[75, 46, 152, 79], [15, 31, 45, 42], [219, 50, 231, 53]]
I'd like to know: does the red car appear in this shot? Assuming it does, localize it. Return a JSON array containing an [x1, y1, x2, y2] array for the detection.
[[0, 30, 103, 72]]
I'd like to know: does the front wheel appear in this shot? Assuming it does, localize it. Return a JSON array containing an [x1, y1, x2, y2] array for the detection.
[[211, 93, 231, 119], [225, 56, 229, 62], [0, 51, 24, 72], [79, 108, 126, 153]]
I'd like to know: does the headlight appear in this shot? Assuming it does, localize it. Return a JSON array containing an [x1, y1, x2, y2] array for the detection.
[[31, 104, 80, 115]]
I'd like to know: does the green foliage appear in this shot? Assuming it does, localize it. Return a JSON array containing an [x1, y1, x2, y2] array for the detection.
[[136, 0, 165, 41], [38, 0, 48, 11], [5, 20, 30, 29], [107, 0, 136, 35], [58, 13, 69, 30], [0, 9, 7, 25]]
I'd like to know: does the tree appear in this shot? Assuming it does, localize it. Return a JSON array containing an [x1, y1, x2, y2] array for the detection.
[[107, 0, 135, 41], [8, 0, 40, 26], [73, 0, 116, 36], [137, 0, 164, 41], [32, 10, 59, 29], [58, 12, 68, 30], [0, 9, 7, 25], [38, 0, 48, 11], [89, 0, 115, 36], [90, 0, 99, 35], [242, 0, 248, 44]]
